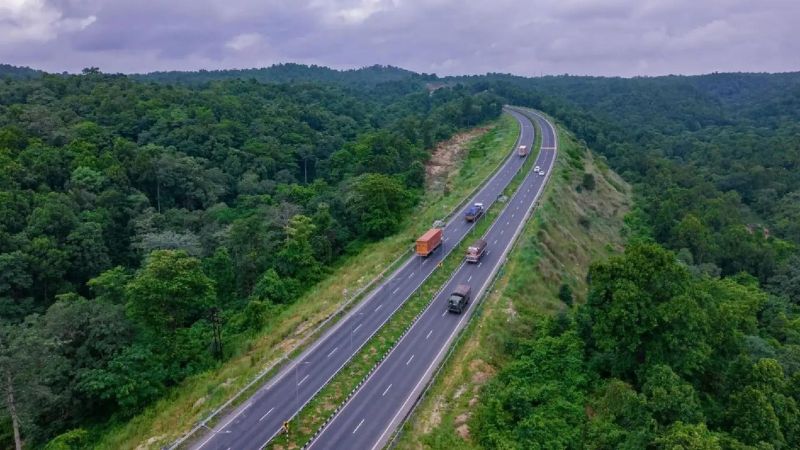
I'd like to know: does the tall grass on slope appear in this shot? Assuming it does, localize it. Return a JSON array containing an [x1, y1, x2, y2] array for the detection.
[[394, 122, 632, 450], [91, 114, 520, 450]]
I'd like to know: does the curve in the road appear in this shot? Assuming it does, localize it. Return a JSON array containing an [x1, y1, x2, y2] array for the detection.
[[305, 108, 558, 450], [190, 108, 536, 450]]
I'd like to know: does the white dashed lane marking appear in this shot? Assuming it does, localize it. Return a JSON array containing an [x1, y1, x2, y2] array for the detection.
[[259, 407, 274, 422]]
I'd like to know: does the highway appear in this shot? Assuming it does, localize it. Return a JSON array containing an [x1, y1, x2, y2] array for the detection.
[[190, 108, 536, 450], [305, 108, 557, 450]]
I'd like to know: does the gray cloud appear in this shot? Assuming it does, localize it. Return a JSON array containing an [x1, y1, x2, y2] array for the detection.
[[0, 0, 797, 76]]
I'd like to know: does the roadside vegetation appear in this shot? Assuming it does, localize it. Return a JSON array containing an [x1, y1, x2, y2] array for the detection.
[[87, 113, 519, 449], [0, 68, 504, 449], [4, 63, 800, 449], [266, 112, 532, 449], [395, 123, 631, 449], [404, 74, 800, 449]]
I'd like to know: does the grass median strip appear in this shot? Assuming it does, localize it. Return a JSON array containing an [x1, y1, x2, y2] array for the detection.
[[269, 115, 543, 449], [393, 122, 632, 450], [92, 115, 520, 450]]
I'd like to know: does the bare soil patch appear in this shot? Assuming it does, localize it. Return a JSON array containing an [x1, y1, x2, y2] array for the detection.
[[425, 126, 491, 193]]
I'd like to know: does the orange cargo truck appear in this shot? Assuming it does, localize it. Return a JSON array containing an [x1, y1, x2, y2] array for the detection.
[[416, 228, 443, 257]]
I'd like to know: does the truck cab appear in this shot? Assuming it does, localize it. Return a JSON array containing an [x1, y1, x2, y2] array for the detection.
[[464, 203, 484, 222], [447, 284, 471, 314], [466, 239, 487, 263]]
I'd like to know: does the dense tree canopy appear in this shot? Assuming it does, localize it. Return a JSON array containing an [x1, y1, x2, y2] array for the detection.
[[465, 72, 800, 449], [475, 243, 800, 449], [0, 67, 501, 447], [3, 64, 799, 448]]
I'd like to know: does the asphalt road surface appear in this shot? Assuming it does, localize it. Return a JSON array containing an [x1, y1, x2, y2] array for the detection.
[[305, 108, 557, 450], [190, 108, 536, 450]]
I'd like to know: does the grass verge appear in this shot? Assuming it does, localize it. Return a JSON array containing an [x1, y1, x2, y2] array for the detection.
[[269, 115, 543, 449], [392, 121, 632, 450], [92, 114, 520, 450]]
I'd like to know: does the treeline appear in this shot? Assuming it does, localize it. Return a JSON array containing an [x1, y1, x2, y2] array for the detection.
[[460, 74, 800, 448], [0, 64, 42, 80], [132, 63, 427, 88], [0, 69, 501, 447], [478, 73, 800, 283]]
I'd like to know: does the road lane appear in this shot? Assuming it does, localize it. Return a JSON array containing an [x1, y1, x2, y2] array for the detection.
[[189, 108, 536, 450], [306, 108, 557, 450]]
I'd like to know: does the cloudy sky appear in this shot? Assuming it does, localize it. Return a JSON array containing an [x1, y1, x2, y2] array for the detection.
[[1, 0, 798, 77]]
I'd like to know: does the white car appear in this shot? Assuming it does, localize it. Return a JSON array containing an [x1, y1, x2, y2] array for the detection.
[[534, 165, 540, 172], [539, 170, 545, 176]]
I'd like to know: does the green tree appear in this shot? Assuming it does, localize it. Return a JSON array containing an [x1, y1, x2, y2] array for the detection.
[[251, 268, 290, 304], [226, 215, 272, 296], [474, 329, 587, 449], [66, 221, 111, 283], [276, 215, 321, 283], [727, 386, 784, 447], [0, 317, 62, 450], [673, 214, 714, 262], [642, 365, 703, 426], [87, 266, 130, 304], [44, 294, 133, 420], [344, 173, 412, 239], [44, 428, 89, 450], [26, 236, 70, 301], [585, 379, 655, 450], [654, 422, 721, 450], [202, 247, 236, 307], [79, 343, 166, 414], [583, 243, 696, 379], [125, 250, 215, 334]]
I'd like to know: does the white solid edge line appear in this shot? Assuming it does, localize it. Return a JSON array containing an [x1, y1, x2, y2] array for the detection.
[[332, 110, 550, 450], [369, 109, 558, 450], [213, 402, 251, 438], [288, 110, 535, 450], [200, 109, 531, 450]]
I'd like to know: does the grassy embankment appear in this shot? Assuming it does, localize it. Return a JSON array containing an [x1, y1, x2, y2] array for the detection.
[[93, 114, 520, 450], [393, 121, 632, 449], [271, 114, 543, 449]]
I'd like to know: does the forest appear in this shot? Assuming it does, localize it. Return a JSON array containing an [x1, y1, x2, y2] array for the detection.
[[462, 74, 800, 448], [2, 63, 799, 448], [0, 67, 501, 447]]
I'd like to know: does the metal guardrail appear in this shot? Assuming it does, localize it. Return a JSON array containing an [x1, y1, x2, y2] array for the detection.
[[300, 108, 557, 450], [167, 110, 525, 449], [167, 248, 412, 449], [384, 108, 559, 449]]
